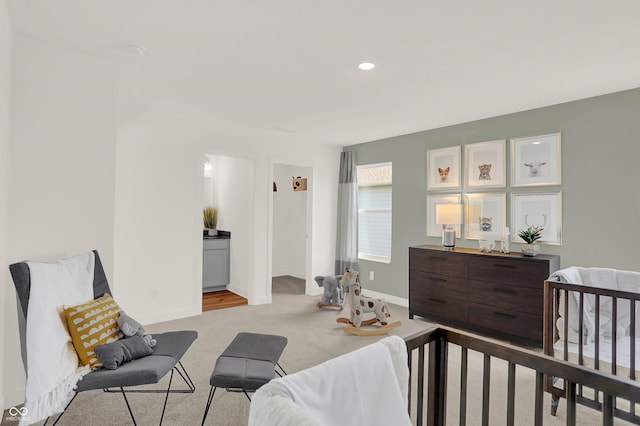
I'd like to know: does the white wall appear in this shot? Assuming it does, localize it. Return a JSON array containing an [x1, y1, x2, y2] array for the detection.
[[272, 164, 309, 279], [113, 91, 340, 313], [3, 35, 118, 407], [0, 0, 12, 411], [213, 155, 254, 298]]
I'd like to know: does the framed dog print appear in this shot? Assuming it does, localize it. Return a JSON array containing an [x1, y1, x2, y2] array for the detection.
[[465, 140, 506, 188], [427, 146, 461, 190], [511, 192, 562, 245], [464, 193, 506, 240], [426, 194, 462, 237], [511, 133, 562, 187]]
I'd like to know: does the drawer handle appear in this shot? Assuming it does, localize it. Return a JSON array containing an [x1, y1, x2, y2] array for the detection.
[[493, 311, 517, 319], [431, 257, 447, 262], [494, 264, 516, 269], [431, 278, 448, 283], [428, 298, 446, 304], [494, 287, 516, 295]]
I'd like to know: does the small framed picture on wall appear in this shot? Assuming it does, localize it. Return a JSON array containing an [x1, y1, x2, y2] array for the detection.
[[426, 146, 461, 190], [426, 193, 462, 237], [511, 133, 562, 187], [464, 192, 506, 240], [465, 139, 506, 188], [511, 192, 562, 245]]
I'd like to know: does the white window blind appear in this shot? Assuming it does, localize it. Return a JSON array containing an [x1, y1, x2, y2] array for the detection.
[[357, 163, 392, 263]]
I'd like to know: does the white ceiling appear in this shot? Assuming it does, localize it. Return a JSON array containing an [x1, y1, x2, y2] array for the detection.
[[7, 0, 640, 146]]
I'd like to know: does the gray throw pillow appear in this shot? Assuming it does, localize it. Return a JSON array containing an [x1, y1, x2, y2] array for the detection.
[[94, 336, 154, 370]]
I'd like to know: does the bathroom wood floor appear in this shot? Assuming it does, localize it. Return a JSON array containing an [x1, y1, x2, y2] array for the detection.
[[202, 290, 247, 311]]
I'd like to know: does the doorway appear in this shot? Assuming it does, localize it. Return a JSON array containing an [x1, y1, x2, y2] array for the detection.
[[271, 163, 312, 296], [203, 154, 254, 301]]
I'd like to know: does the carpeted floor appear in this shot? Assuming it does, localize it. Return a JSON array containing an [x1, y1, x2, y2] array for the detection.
[[7, 276, 630, 425]]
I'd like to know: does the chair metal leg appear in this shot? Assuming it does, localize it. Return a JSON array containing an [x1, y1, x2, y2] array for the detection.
[[120, 387, 138, 426], [43, 393, 78, 426], [275, 362, 287, 377], [174, 361, 196, 392], [201, 386, 217, 426], [158, 369, 174, 425]]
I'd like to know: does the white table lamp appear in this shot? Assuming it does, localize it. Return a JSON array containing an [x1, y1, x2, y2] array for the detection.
[[436, 204, 462, 250]]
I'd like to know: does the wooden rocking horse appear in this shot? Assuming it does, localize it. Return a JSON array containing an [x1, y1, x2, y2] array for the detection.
[[336, 268, 401, 336]]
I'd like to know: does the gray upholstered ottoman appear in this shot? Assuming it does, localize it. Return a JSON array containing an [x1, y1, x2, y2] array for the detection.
[[201, 332, 287, 425]]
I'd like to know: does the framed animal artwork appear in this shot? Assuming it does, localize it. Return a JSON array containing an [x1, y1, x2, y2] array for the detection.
[[426, 146, 461, 191], [511, 192, 562, 245], [464, 140, 506, 188], [464, 192, 506, 240], [510, 133, 562, 187]]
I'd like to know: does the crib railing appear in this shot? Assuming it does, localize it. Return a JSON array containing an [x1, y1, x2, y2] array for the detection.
[[544, 280, 640, 422], [405, 326, 640, 426]]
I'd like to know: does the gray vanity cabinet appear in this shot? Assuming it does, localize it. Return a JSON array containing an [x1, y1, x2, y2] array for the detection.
[[203, 238, 230, 292]]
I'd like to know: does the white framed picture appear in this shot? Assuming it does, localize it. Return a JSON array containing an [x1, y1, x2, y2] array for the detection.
[[427, 146, 461, 190], [464, 193, 506, 240], [426, 194, 462, 237], [511, 192, 562, 245], [511, 133, 562, 187], [465, 139, 506, 188]]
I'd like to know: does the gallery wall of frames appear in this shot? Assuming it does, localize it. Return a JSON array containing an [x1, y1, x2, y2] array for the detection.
[[426, 132, 562, 245]]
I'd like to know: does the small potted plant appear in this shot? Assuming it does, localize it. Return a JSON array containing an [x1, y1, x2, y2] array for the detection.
[[517, 226, 543, 256], [203, 207, 218, 236]]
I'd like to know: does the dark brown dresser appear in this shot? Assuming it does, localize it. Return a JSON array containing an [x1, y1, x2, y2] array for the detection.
[[409, 245, 560, 347]]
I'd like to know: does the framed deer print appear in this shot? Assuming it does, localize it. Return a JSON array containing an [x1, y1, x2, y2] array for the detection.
[[511, 133, 562, 187], [464, 140, 506, 188], [427, 146, 461, 190], [511, 192, 562, 245]]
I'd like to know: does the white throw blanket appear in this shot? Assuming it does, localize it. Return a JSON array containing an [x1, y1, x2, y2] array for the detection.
[[551, 266, 640, 344], [21, 252, 95, 425], [248, 335, 410, 426]]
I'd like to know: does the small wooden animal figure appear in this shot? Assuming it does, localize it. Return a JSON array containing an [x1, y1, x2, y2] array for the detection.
[[478, 164, 492, 180], [336, 269, 401, 336], [438, 166, 450, 183]]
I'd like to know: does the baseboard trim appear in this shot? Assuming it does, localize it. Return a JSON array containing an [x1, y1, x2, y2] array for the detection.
[[226, 284, 247, 299], [1, 389, 25, 413], [141, 307, 201, 326], [360, 289, 408, 308]]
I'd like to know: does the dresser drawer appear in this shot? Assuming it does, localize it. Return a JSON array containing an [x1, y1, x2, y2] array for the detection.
[[410, 270, 468, 301], [410, 287, 468, 323], [468, 257, 547, 288], [469, 280, 542, 316], [468, 302, 542, 344], [410, 248, 468, 278]]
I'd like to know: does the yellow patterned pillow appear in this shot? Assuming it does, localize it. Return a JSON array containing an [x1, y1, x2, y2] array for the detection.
[[63, 293, 123, 369]]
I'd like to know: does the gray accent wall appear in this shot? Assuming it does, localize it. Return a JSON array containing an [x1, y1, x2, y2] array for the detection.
[[345, 87, 640, 299]]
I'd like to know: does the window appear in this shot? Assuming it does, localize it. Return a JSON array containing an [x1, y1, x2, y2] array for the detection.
[[357, 163, 392, 263]]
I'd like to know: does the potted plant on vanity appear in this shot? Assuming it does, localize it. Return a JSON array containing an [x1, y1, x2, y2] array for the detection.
[[203, 207, 218, 236], [517, 226, 543, 257]]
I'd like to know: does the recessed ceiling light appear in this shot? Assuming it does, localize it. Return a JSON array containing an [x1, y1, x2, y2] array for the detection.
[[358, 62, 375, 71], [124, 44, 146, 56]]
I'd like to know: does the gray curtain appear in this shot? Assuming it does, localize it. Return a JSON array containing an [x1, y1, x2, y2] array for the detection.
[[335, 151, 359, 274]]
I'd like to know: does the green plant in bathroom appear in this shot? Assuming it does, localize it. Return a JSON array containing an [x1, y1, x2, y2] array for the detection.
[[203, 207, 218, 230]]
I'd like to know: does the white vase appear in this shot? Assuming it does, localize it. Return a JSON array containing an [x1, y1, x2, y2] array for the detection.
[[521, 244, 540, 257], [208, 229, 218, 237]]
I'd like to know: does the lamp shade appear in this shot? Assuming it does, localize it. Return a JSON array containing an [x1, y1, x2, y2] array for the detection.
[[435, 204, 462, 225]]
